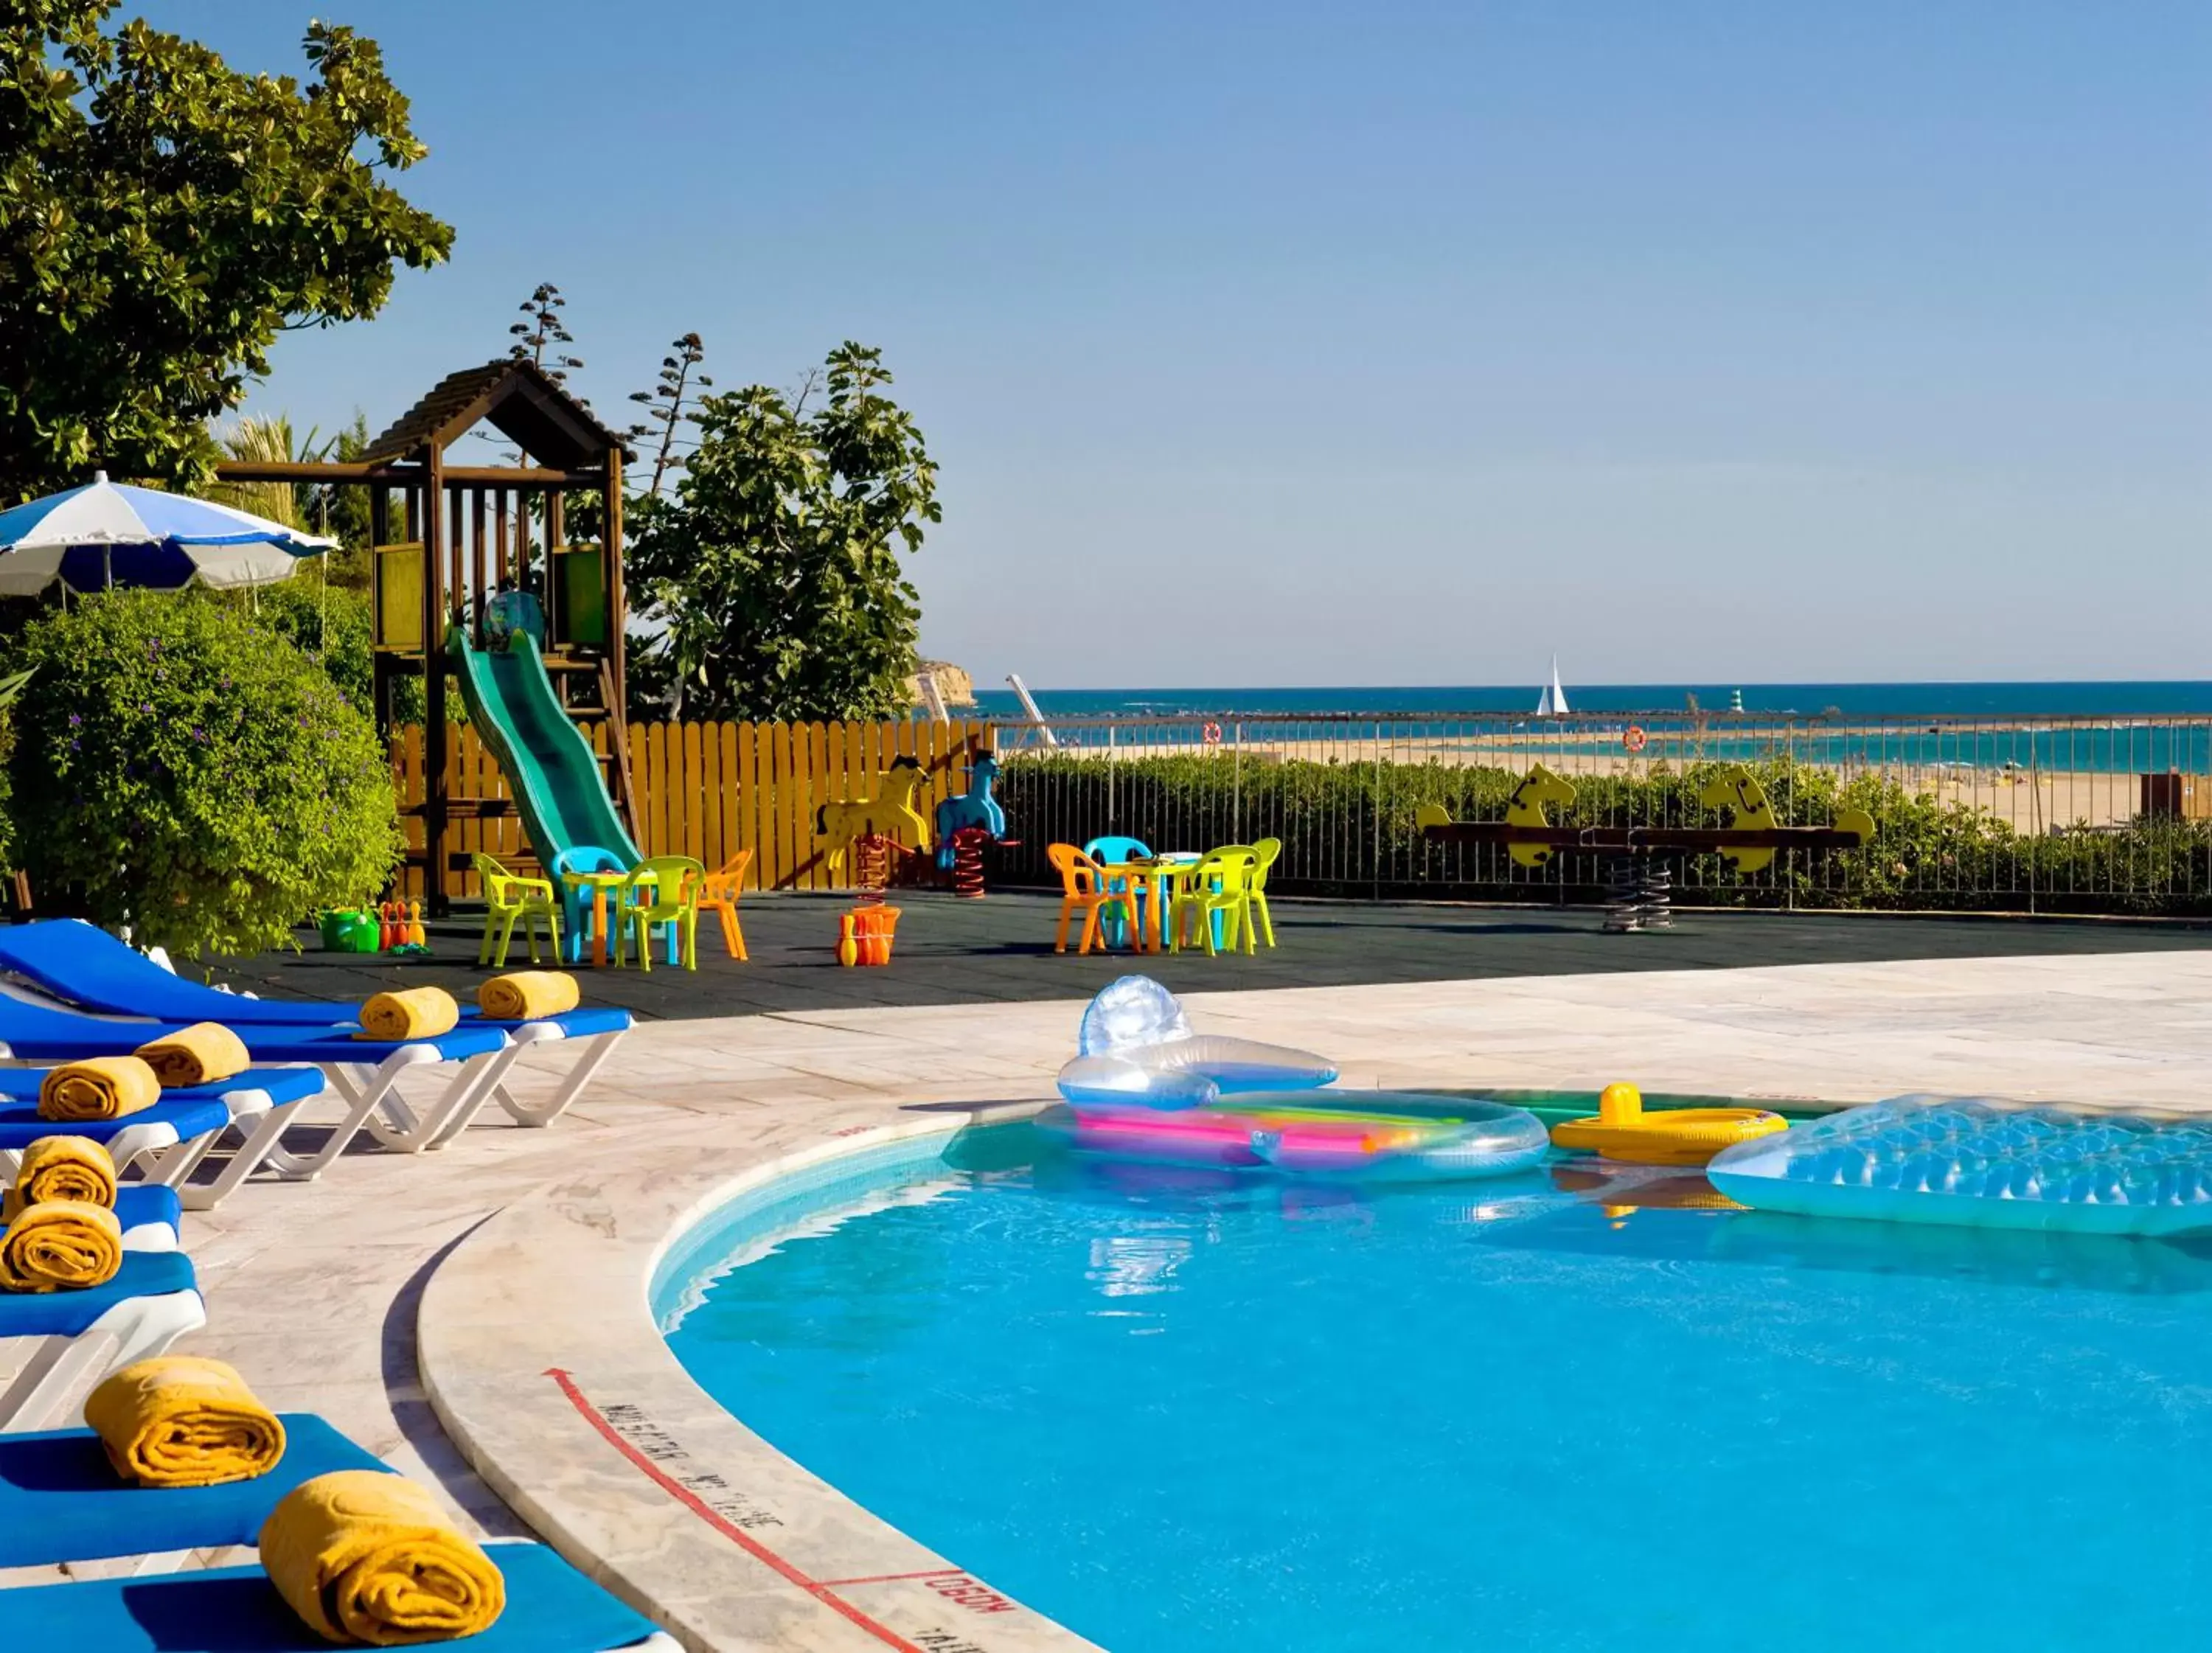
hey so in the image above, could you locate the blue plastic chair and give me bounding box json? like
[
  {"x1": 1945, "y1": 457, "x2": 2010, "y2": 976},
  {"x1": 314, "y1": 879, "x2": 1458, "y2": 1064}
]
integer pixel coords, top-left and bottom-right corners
[
  {"x1": 1084, "y1": 837, "x2": 1153, "y2": 948},
  {"x1": 551, "y1": 846, "x2": 632, "y2": 965}
]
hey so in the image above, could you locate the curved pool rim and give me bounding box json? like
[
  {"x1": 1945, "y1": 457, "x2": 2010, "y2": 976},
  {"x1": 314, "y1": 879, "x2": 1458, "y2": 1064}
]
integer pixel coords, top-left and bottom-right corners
[{"x1": 417, "y1": 1099, "x2": 1103, "y2": 1653}]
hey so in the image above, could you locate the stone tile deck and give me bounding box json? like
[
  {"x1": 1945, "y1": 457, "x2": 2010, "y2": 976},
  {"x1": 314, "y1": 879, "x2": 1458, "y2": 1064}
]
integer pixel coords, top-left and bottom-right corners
[{"x1": 137, "y1": 950, "x2": 2212, "y2": 1644}]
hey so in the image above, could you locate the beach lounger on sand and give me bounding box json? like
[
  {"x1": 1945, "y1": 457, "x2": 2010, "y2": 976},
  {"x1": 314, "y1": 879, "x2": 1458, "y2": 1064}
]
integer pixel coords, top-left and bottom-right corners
[
  {"x1": 0, "y1": 1251, "x2": 203, "y2": 1434},
  {"x1": 0, "y1": 922, "x2": 631, "y2": 1138},
  {"x1": 0, "y1": 1538, "x2": 675, "y2": 1650},
  {"x1": 0, "y1": 1066, "x2": 325, "y2": 1211},
  {"x1": 0, "y1": 998, "x2": 523, "y2": 1169}
]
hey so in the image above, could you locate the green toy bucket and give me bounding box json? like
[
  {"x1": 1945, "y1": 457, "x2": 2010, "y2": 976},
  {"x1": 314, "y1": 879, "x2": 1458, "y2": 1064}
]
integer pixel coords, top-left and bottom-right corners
[{"x1": 319, "y1": 909, "x2": 380, "y2": 953}]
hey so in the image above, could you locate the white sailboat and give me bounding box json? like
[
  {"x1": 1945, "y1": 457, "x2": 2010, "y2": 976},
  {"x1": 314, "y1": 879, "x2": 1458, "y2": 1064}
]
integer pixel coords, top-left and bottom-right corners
[{"x1": 1534, "y1": 656, "x2": 1570, "y2": 717}]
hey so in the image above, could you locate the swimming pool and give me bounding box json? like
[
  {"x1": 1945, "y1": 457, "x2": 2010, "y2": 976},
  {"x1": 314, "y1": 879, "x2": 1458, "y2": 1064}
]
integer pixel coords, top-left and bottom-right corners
[{"x1": 658, "y1": 1122, "x2": 2212, "y2": 1652}]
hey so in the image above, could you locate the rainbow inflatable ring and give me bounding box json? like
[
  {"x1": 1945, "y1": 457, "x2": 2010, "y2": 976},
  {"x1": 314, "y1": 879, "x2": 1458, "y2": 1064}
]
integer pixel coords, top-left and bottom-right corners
[{"x1": 1041, "y1": 977, "x2": 1548, "y2": 1182}]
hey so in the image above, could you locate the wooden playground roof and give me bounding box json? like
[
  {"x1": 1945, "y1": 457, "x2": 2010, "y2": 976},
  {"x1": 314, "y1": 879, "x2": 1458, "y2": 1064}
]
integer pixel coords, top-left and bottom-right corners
[{"x1": 358, "y1": 359, "x2": 634, "y2": 473}]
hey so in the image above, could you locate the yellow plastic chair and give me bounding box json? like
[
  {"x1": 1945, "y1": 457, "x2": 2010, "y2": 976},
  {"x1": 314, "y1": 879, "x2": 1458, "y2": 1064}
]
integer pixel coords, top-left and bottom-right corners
[
  {"x1": 614, "y1": 856, "x2": 705, "y2": 972},
  {"x1": 473, "y1": 853, "x2": 563, "y2": 967},
  {"x1": 1169, "y1": 847, "x2": 1260, "y2": 957},
  {"x1": 1048, "y1": 843, "x2": 1138, "y2": 956},
  {"x1": 1247, "y1": 836, "x2": 1281, "y2": 948},
  {"x1": 696, "y1": 848, "x2": 753, "y2": 961}
]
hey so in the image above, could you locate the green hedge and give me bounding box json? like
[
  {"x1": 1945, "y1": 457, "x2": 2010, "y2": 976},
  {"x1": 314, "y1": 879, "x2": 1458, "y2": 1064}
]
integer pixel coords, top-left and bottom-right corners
[
  {"x1": 993, "y1": 752, "x2": 2212, "y2": 916},
  {"x1": 10, "y1": 591, "x2": 403, "y2": 957}
]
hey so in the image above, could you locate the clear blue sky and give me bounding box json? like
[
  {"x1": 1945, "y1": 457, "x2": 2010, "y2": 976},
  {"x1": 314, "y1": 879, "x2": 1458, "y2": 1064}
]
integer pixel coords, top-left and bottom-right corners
[{"x1": 141, "y1": 1, "x2": 2209, "y2": 687}]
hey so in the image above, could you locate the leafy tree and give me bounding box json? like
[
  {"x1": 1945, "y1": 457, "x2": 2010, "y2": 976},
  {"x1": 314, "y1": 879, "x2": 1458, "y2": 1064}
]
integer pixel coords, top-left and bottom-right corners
[
  {"x1": 310, "y1": 412, "x2": 377, "y2": 591},
  {"x1": 9, "y1": 591, "x2": 401, "y2": 957},
  {"x1": 626, "y1": 343, "x2": 939, "y2": 721},
  {"x1": 0, "y1": 4, "x2": 454, "y2": 504}
]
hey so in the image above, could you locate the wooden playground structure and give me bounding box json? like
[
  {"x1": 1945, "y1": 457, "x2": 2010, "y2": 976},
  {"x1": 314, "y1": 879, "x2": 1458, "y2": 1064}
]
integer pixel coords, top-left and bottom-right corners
[{"x1": 216, "y1": 360, "x2": 637, "y2": 911}]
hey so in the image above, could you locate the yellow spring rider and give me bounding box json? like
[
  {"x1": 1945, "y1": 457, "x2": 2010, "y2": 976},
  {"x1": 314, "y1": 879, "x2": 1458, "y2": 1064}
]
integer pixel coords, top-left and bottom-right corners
[{"x1": 1551, "y1": 1082, "x2": 1786, "y2": 1168}]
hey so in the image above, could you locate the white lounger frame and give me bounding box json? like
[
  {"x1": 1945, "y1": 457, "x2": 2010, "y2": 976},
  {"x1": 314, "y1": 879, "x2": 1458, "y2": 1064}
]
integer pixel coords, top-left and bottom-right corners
[
  {"x1": 0, "y1": 1018, "x2": 624, "y2": 1203},
  {"x1": 195, "y1": 1019, "x2": 622, "y2": 1183},
  {"x1": 0, "y1": 1288, "x2": 204, "y2": 1434}
]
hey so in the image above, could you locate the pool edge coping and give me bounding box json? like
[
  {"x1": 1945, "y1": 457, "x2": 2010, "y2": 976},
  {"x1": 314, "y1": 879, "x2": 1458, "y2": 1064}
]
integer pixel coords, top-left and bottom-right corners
[{"x1": 417, "y1": 1097, "x2": 1107, "y2": 1653}]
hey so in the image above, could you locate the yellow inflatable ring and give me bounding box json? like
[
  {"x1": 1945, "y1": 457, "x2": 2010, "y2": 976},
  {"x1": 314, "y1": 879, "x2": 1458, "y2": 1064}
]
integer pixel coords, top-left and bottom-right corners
[{"x1": 1549, "y1": 1083, "x2": 1787, "y2": 1167}]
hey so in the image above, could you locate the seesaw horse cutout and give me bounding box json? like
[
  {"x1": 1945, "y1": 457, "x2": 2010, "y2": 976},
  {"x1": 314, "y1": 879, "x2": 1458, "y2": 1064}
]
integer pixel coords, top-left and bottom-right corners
[{"x1": 1413, "y1": 763, "x2": 1874, "y2": 932}]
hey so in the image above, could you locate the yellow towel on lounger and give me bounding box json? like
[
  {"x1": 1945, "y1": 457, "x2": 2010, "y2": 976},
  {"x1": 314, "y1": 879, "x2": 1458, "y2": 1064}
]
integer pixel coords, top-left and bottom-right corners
[
  {"x1": 5, "y1": 1135, "x2": 116, "y2": 1217},
  {"x1": 260, "y1": 1469, "x2": 505, "y2": 1646},
  {"x1": 476, "y1": 970, "x2": 579, "y2": 1021},
  {"x1": 133, "y1": 1023, "x2": 251, "y2": 1090},
  {"x1": 355, "y1": 987, "x2": 459, "y2": 1043},
  {"x1": 0, "y1": 1198, "x2": 120, "y2": 1291},
  {"x1": 83, "y1": 1354, "x2": 287, "y2": 1487},
  {"x1": 38, "y1": 1055, "x2": 160, "y2": 1122}
]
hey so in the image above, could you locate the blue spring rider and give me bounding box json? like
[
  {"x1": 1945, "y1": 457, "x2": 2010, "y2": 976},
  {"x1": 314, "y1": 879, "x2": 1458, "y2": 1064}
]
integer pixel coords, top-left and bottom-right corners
[{"x1": 934, "y1": 753, "x2": 1006, "y2": 869}]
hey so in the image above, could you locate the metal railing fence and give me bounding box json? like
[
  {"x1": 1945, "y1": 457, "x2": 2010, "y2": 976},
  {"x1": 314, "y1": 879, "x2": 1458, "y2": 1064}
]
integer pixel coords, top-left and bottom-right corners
[{"x1": 984, "y1": 710, "x2": 2212, "y2": 916}]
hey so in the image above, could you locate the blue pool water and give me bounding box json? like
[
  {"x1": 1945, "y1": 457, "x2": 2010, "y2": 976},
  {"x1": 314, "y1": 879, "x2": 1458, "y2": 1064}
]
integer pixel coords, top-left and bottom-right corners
[{"x1": 661, "y1": 1130, "x2": 2212, "y2": 1652}]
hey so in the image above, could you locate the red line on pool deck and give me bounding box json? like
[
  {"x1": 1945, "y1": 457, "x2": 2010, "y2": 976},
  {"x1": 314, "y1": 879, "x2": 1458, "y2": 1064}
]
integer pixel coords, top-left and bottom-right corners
[{"x1": 545, "y1": 1368, "x2": 931, "y2": 1653}]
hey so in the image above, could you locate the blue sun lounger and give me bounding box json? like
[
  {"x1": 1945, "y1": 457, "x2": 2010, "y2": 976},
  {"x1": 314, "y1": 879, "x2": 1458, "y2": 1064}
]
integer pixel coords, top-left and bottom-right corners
[
  {"x1": 0, "y1": 1410, "x2": 375, "y2": 1568},
  {"x1": 0, "y1": 1410, "x2": 677, "y2": 1647},
  {"x1": 0, "y1": 1250, "x2": 202, "y2": 1434},
  {"x1": 0, "y1": 922, "x2": 631, "y2": 1141},
  {"x1": 0, "y1": 1066, "x2": 326, "y2": 1211},
  {"x1": 3, "y1": 1543, "x2": 678, "y2": 1650},
  {"x1": 0, "y1": 1539, "x2": 675, "y2": 1650},
  {"x1": 0, "y1": 996, "x2": 519, "y2": 1172},
  {"x1": 111, "y1": 1186, "x2": 180, "y2": 1250}
]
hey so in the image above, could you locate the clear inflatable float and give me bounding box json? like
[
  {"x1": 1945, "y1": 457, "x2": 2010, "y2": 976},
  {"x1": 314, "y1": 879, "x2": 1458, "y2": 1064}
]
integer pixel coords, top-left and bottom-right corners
[
  {"x1": 1044, "y1": 976, "x2": 1548, "y2": 1182},
  {"x1": 1708, "y1": 1094, "x2": 2212, "y2": 1237}
]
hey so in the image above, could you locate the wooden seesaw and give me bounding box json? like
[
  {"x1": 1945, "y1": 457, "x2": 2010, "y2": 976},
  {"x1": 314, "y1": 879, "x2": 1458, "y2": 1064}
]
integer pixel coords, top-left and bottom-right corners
[{"x1": 1413, "y1": 764, "x2": 1875, "y2": 933}]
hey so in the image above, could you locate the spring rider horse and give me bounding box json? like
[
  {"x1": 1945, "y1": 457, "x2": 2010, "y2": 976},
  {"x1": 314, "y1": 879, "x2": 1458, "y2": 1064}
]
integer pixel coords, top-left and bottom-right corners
[
  {"x1": 814, "y1": 757, "x2": 933, "y2": 877},
  {"x1": 934, "y1": 753, "x2": 1010, "y2": 898}
]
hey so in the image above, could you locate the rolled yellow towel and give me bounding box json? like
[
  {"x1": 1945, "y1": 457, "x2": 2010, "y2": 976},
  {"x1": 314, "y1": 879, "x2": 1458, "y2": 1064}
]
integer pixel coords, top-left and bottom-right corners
[
  {"x1": 9, "y1": 1135, "x2": 116, "y2": 1215},
  {"x1": 84, "y1": 1354, "x2": 287, "y2": 1487},
  {"x1": 38, "y1": 1055, "x2": 160, "y2": 1121},
  {"x1": 355, "y1": 987, "x2": 459, "y2": 1043},
  {"x1": 260, "y1": 1470, "x2": 505, "y2": 1646},
  {"x1": 133, "y1": 1023, "x2": 251, "y2": 1089},
  {"x1": 476, "y1": 970, "x2": 580, "y2": 1021},
  {"x1": 0, "y1": 1199, "x2": 121, "y2": 1291}
]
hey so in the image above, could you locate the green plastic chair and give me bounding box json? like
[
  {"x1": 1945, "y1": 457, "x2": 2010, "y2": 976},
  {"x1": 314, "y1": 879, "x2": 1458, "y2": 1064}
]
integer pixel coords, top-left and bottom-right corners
[
  {"x1": 473, "y1": 853, "x2": 563, "y2": 967},
  {"x1": 1248, "y1": 836, "x2": 1282, "y2": 947},
  {"x1": 1169, "y1": 847, "x2": 1260, "y2": 957},
  {"x1": 615, "y1": 855, "x2": 705, "y2": 972}
]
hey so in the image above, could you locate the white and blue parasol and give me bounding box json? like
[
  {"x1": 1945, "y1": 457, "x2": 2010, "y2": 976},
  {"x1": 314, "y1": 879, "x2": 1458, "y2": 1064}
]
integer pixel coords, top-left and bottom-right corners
[{"x1": 0, "y1": 471, "x2": 335, "y2": 596}]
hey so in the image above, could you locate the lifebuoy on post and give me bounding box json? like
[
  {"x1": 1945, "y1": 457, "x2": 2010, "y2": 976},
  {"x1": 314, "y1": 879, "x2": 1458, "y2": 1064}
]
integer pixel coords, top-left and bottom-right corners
[
  {"x1": 1202, "y1": 721, "x2": 1223, "y2": 748},
  {"x1": 1623, "y1": 725, "x2": 1648, "y2": 754}
]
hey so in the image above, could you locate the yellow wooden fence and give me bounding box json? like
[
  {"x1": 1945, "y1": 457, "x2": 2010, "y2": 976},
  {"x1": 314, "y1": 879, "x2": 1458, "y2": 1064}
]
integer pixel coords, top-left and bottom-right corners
[{"x1": 391, "y1": 719, "x2": 993, "y2": 902}]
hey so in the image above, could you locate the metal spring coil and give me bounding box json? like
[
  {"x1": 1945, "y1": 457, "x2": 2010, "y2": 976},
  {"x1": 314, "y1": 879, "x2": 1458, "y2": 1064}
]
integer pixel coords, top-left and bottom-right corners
[
  {"x1": 851, "y1": 833, "x2": 897, "y2": 907},
  {"x1": 948, "y1": 826, "x2": 992, "y2": 899}
]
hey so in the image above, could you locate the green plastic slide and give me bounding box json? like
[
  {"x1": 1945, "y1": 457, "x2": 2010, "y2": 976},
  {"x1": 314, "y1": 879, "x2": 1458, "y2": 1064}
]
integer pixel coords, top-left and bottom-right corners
[{"x1": 446, "y1": 627, "x2": 639, "y2": 872}]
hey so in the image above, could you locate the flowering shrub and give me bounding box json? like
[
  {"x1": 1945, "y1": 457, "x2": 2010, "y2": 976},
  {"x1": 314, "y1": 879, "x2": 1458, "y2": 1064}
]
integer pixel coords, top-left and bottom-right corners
[{"x1": 10, "y1": 591, "x2": 401, "y2": 956}]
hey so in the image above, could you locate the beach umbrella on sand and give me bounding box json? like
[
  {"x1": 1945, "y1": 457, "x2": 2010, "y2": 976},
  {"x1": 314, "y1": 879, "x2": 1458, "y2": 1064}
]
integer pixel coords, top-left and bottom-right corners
[{"x1": 0, "y1": 471, "x2": 335, "y2": 597}]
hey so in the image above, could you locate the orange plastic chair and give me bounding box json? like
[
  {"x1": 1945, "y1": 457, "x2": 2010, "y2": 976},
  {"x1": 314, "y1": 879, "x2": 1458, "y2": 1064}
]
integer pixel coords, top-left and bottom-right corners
[
  {"x1": 1048, "y1": 843, "x2": 1138, "y2": 956},
  {"x1": 696, "y1": 849, "x2": 752, "y2": 961}
]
